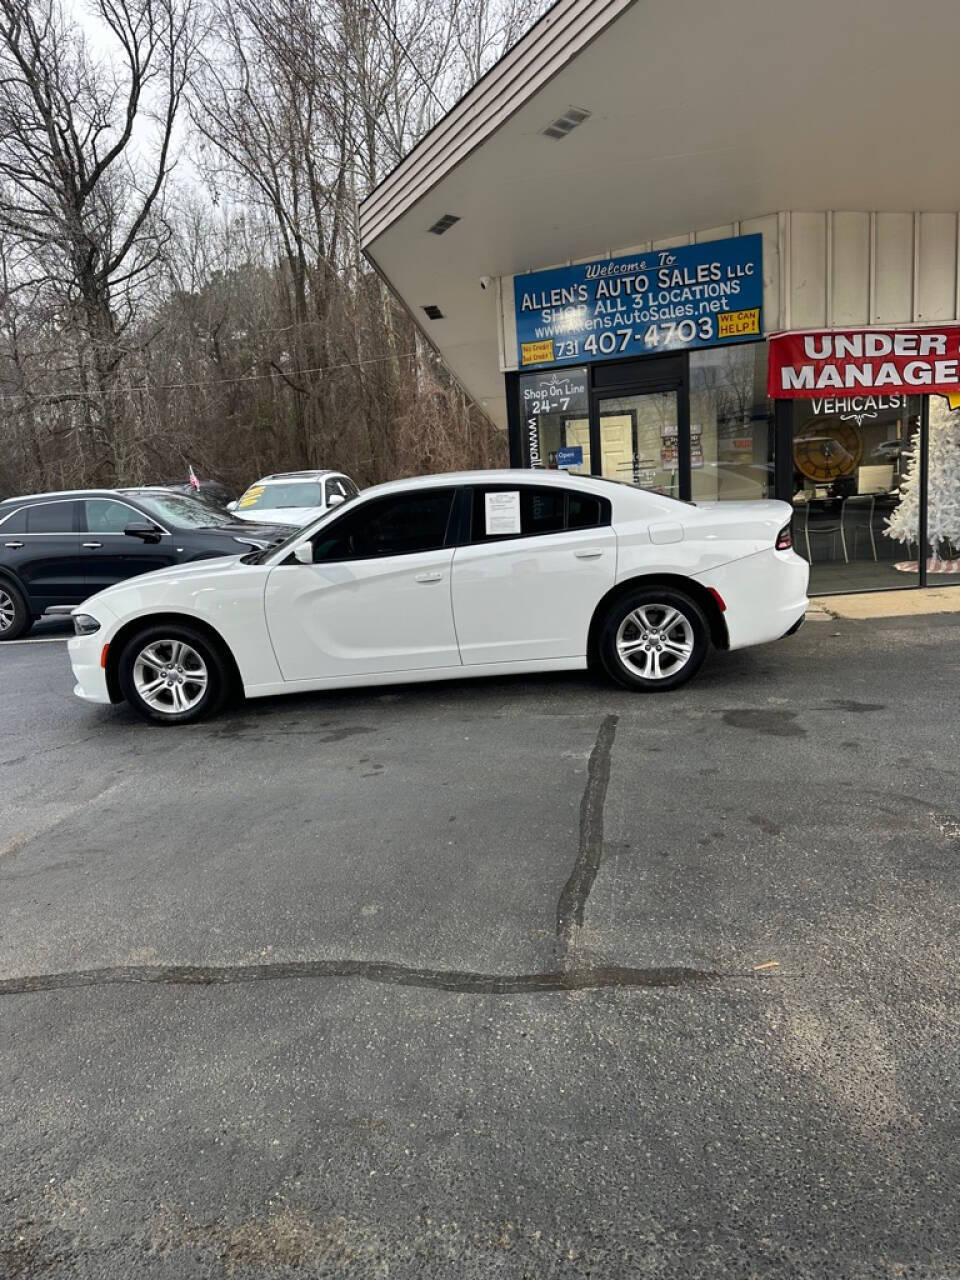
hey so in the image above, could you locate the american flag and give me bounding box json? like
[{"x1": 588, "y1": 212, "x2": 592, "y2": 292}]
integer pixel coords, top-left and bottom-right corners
[{"x1": 188, "y1": 465, "x2": 200, "y2": 491}]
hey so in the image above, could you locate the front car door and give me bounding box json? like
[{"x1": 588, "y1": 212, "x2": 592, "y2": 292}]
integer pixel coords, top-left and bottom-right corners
[
  {"x1": 81, "y1": 498, "x2": 180, "y2": 595},
  {"x1": 1, "y1": 499, "x2": 84, "y2": 607},
  {"x1": 264, "y1": 486, "x2": 462, "y2": 682},
  {"x1": 451, "y1": 484, "x2": 616, "y2": 665}
]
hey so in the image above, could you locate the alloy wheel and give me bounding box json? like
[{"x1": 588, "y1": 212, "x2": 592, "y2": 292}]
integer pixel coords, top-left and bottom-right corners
[
  {"x1": 615, "y1": 604, "x2": 694, "y2": 681},
  {"x1": 0, "y1": 587, "x2": 16, "y2": 634},
  {"x1": 133, "y1": 639, "x2": 209, "y2": 715}
]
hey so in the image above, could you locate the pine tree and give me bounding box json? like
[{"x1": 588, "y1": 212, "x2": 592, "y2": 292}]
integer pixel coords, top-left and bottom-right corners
[{"x1": 885, "y1": 396, "x2": 960, "y2": 563}]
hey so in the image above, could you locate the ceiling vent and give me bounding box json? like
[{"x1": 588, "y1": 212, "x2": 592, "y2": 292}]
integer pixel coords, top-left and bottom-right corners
[
  {"x1": 541, "y1": 106, "x2": 591, "y2": 139},
  {"x1": 427, "y1": 213, "x2": 461, "y2": 235},
  {"x1": 423, "y1": 304, "x2": 444, "y2": 319}
]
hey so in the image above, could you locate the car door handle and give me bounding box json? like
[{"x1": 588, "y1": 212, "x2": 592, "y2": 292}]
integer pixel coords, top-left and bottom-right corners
[
  {"x1": 414, "y1": 571, "x2": 444, "y2": 583},
  {"x1": 82, "y1": 541, "x2": 102, "y2": 549},
  {"x1": 574, "y1": 548, "x2": 604, "y2": 559},
  {"x1": 4, "y1": 541, "x2": 23, "y2": 549}
]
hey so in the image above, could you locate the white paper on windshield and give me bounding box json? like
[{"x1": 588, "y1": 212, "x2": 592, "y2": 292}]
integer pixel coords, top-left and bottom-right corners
[{"x1": 485, "y1": 491, "x2": 521, "y2": 535}]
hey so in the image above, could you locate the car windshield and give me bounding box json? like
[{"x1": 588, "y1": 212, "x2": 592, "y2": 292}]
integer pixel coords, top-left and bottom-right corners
[
  {"x1": 134, "y1": 493, "x2": 237, "y2": 529},
  {"x1": 238, "y1": 481, "x2": 323, "y2": 510}
]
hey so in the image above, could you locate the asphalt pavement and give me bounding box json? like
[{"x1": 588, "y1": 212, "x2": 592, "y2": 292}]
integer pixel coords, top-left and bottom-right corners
[{"x1": 2, "y1": 613, "x2": 960, "y2": 1278}]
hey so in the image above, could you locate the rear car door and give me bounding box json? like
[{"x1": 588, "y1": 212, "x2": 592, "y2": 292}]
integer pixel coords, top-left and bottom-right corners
[
  {"x1": 451, "y1": 484, "x2": 616, "y2": 665},
  {"x1": 264, "y1": 487, "x2": 461, "y2": 682},
  {"x1": 2, "y1": 500, "x2": 85, "y2": 606},
  {"x1": 81, "y1": 498, "x2": 180, "y2": 594}
]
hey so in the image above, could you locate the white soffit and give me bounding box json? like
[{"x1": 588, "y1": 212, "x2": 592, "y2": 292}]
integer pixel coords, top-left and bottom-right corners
[{"x1": 361, "y1": 0, "x2": 960, "y2": 429}]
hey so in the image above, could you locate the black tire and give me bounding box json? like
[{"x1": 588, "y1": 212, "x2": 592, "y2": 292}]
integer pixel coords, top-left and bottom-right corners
[
  {"x1": 597, "y1": 586, "x2": 710, "y2": 693},
  {"x1": 0, "y1": 579, "x2": 32, "y2": 641},
  {"x1": 118, "y1": 623, "x2": 232, "y2": 725}
]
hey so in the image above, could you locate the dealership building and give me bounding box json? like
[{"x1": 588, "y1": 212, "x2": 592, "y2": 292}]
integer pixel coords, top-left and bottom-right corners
[{"x1": 360, "y1": 0, "x2": 960, "y2": 595}]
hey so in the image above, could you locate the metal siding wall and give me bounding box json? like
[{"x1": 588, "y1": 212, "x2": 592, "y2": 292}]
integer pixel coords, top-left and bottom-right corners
[
  {"x1": 741, "y1": 214, "x2": 780, "y2": 336},
  {"x1": 917, "y1": 212, "x2": 959, "y2": 321},
  {"x1": 831, "y1": 212, "x2": 870, "y2": 326},
  {"x1": 790, "y1": 212, "x2": 828, "y2": 328},
  {"x1": 874, "y1": 213, "x2": 915, "y2": 322},
  {"x1": 496, "y1": 210, "x2": 960, "y2": 368}
]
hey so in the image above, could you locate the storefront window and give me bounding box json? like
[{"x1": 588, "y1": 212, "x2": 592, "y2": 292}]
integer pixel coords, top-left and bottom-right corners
[
  {"x1": 689, "y1": 343, "x2": 773, "y2": 501},
  {"x1": 918, "y1": 395, "x2": 960, "y2": 585},
  {"x1": 519, "y1": 367, "x2": 590, "y2": 474},
  {"x1": 787, "y1": 395, "x2": 921, "y2": 593}
]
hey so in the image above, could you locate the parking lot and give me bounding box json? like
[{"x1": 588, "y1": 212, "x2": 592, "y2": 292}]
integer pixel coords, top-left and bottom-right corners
[{"x1": 3, "y1": 612, "x2": 960, "y2": 1278}]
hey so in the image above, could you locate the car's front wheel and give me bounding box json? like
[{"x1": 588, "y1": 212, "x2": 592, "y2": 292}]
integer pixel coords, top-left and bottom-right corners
[
  {"x1": 118, "y1": 625, "x2": 231, "y2": 724},
  {"x1": 597, "y1": 587, "x2": 709, "y2": 692},
  {"x1": 0, "y1": 580, "x2": 31, "y2": 641}
]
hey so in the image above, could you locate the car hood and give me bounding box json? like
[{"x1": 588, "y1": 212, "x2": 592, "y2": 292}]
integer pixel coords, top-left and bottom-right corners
[
  {"x1": 232, "y1": 506, "x2": 323, "y2": 526},
  {"x1": 201, "y1": 520, "x2": 294, "y2": 540}
]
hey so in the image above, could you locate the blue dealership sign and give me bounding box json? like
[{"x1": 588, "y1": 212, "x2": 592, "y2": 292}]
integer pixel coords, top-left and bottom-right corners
[{"x1": 514, "y1": 234, "x2": 763, "y2": 369}]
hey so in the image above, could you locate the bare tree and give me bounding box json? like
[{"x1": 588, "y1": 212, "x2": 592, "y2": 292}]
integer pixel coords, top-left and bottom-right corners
[
  {"x1": 0, "y1": 0, "x2": 533, "y2": 498},
  {"x1": 0, "y1": 0, "x2": 196, "y2": 482}
]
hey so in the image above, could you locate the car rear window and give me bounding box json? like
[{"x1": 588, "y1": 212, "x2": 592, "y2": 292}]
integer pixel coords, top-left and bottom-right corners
[
  {"x1": 25, "y1": 501, "x2": 76, "y2": 533},
  {"x1": 470, "y1": 486, "x2": 609, "y2": 542}
]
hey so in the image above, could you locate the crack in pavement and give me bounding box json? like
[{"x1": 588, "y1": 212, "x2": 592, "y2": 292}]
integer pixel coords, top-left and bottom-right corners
[
  {"x1": 0, "y1": 958, "x2": 721, "y2": 998},
  {"x1": 1, "y1": 712, "x2": 717, "y2": 1002},
  {"x1": 555, "y1": 714, "x2": 619, "y2": 963}
]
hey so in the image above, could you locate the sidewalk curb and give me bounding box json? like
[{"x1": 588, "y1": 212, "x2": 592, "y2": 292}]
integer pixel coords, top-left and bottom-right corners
[{"x1": 809, "y1": 588, "x2": 960, "y2": 621}]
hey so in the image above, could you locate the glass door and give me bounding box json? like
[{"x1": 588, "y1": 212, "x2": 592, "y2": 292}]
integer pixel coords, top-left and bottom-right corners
[{"x1": 596, "y1": 389, "x2": 682, "y2": 497}]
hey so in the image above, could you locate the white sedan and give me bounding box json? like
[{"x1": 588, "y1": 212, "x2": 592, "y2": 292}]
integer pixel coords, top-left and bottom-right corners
[{"x1": 68, "y1": 470, "x2": 809, "y2": 724}]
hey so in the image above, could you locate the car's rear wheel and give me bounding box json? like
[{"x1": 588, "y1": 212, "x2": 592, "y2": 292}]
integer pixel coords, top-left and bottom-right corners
[
  {"x1": 0, "y1": 581, "x2": 31, "y2": 641},
  {"x1": 118, "y1": 625, "x2": 231, "y2": 724},
  {"x1": 597, "y1": 587, "x2": 709, "y2": 692}
]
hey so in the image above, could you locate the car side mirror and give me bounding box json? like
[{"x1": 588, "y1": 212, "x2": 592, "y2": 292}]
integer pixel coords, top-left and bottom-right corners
[
  {"x1": 327, "y1": 493, "x2": 345, "y2": 508},
  {"x1": 293, "y1": 542, "x2": 314, "y2": 565},
  {"x1": 124, "y1": 522, "x2": 162, "y2": 543},
  {"x1": 226, "y1": 500, "x2": 237, "y2": 511}
]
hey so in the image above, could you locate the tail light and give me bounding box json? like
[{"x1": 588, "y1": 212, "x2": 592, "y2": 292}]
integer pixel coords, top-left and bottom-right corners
[{"x1": 775, "y1": 523, "x2": 793, "y2": 550}]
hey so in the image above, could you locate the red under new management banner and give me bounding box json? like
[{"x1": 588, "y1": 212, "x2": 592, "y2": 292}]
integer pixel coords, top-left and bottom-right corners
[{"x1": 767, "y1": 327, "x2": 960, "y2": 398}]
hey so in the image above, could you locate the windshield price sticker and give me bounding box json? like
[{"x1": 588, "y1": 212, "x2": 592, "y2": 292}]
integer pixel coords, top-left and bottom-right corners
[
  {"x1": 515, "y1": 234, "x2": 763, "y2": 369},
  {"x1": 485, "y1": 491, "x2": 521, "y2": 536}
]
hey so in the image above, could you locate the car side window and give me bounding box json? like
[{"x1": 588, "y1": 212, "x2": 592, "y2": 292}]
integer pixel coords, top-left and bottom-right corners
[
  {"x1": 470, "y1": 486, "x2": 609, "y2": 542},
  {"x1": 84, "y1": 499, "x2": 137, "y2": 534},
  {"x1": 311, "y1": 490, "x2": 456, "y2": 561},
  {"x1": 567, "y1": 492, "x2": 604, "y2": 530},
  {"x1": 324, "y1": 477, "x2": 352, "y2": 505},
  {"x1": 470, "y1": 486, "x2": 564, "y2": 542},
  {"x1": 0, "y1": 507, "x2": 27, "y2": 533},
  {"x1": 25, "y1": 501, "x2": 77, "y2": 533}
]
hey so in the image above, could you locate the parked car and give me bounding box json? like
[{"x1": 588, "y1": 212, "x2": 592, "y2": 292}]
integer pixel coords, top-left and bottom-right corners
[
  {"x1": 67, "y1": 470, "x2": 809, "y2": 724},
  {"x1": 159, "y1": 480, "x2": 236, "y2": 509},
  {"x1": 0, "y1": 488, "x2": 293, "y2": 640},
  {"x1": 230, "y1": 471, "x2": 359, "y2": 525}
]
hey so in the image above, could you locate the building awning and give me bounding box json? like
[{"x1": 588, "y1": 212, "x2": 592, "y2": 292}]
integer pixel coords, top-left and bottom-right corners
[{"x1": 360, "y1": 0, "x2": 960, "y2": 429}]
